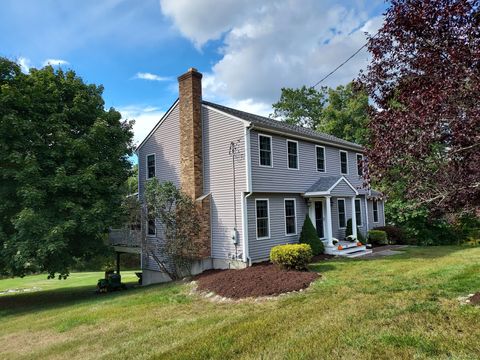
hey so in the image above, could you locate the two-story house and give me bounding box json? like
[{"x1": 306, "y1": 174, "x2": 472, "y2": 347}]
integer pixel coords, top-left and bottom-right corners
[{"x1": 136, "y1": 68, "x2": 385, "y2": 285}]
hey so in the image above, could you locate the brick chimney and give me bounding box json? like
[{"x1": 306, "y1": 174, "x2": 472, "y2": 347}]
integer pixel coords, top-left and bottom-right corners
[
  {"x1": 177, "y1": 68, "x2": 210, "y2": 258},
  {"x1": 178, "y1": 68, "x2": 203, "y2": 199}
]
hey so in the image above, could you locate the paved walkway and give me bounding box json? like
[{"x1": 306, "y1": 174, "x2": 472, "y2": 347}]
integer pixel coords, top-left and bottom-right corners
[{"x1": 366, "y1": 245, "x2": 409, "y2": 258}]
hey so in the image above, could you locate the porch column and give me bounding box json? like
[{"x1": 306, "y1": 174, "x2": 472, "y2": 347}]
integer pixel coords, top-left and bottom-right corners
[
  {"x1": 350, "y1": 197, "x2": 358, "y2": 240},
  {"x1": 325, "y1": 196, "x2": 334, "y2": 247}
]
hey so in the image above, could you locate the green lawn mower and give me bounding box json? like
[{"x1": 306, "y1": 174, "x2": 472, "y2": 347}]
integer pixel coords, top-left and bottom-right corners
[{"x1": 96, "y1": 270, "x2": 127, "y2": 293}]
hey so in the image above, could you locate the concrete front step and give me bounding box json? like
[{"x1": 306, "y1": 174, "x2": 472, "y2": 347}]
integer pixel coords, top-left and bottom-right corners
[
  {"x1": 325, "y1": 244, "x2": 372, "y2": 257},
  {"x1": 344, "y1": 249, "x2": 373, "y2": 258}
]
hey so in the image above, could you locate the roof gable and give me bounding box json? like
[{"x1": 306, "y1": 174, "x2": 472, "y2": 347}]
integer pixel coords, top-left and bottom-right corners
[{"x1": 305, "y1": 176, "x2": 359, "y2": 196}]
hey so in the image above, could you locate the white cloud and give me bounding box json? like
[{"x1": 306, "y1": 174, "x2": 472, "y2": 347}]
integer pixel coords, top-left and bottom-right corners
[
  {"x1": 17, "y1": 57, "x2": 31, "y2": 73},
  {"x1": 118, "y1": 105, "x2": 165, "y2": 146},
  {"x1": 133, "y1": 72, "x2": 172, "y2": 82},
  {"x1": 42, "y1": 58, "x2": 69, "y2": 66},
  {"x1": 160, "y1": 0, "x2": 385, "y2": 112}
]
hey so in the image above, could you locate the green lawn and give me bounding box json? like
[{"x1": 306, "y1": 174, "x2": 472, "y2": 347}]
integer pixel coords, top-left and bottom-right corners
[{"x1": 1, "y1": 246, "x2": 479, "y2": 360}]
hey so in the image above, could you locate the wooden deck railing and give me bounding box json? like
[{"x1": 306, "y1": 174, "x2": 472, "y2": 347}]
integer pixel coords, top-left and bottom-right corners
[{"x1": 109, "y1": 228, "x2": 142, "y2": 248}]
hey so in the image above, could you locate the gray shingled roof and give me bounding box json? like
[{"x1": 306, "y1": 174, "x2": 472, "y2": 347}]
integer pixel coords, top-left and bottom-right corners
[
  {"x1": 203, "y1": 101, "x2": 363, "y2": 151},
  {"x1": 306, "y1": 176, "x2": 342, "y2": 193}
]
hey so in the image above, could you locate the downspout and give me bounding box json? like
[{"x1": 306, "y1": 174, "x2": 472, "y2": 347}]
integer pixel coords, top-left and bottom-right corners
[
  {"x1": 364, "y1": 194, "x2": 369, "y2": 233},
  {"x1": 242, "y1": 124, "x2": 253, "y2": 266}
]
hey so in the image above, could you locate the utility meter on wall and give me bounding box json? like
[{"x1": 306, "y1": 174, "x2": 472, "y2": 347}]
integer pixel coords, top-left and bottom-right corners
[{"x1": 231, "y1": 229, "x2": 238, "y2": 245}]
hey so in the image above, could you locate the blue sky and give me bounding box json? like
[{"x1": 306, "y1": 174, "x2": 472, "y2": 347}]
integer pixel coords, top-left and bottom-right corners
[{"x1": 0, "y1": 0, "x2": 387, "y2": 148}]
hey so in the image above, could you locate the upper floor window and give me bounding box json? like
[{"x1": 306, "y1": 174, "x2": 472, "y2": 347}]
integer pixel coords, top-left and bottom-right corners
[
  {"x1": 316, "y1": 146, "x2": 325, "y2": 172},
  {"x1": 147, "y1": 154, "x2": 156, "y2": 179},
  {"x1": 373, "y1": 200, "x2": 379, "y2": 223},
  {"x1": 259, "y1": 134, "x2": 272, "y2": 167},
  {"x1": 356, "y1": 153, "x2": 363, "y2": 176},
  {"x1": 340, "y1": 150, "x2": 348, "y2": 175},
  {"x1": 355, "y1": 198, "x2": 362, "y2": 226},
  {"x1": 284, "y1": 199, "x2": 297, "y2": 235},
  {"x1": 337, "y1": 199, "x2": 346, "y2": 228},
  {"x1": 256, "y1": 199, "x2": 270, "y2": 239},
  {"x1": 287, "y1": 140, "x2": 298, "y2": 169}
]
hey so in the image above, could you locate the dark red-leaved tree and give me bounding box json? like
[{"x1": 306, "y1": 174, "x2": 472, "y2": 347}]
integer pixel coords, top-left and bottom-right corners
[{"x1": 360, "y1": 0, "x2": 480, "y2": 215}]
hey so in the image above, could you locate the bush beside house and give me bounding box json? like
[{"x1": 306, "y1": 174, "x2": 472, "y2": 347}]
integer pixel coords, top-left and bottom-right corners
[
  {"x1": 299, "y1": 216, "x2": 325, "y2": 255},
  {"x1": 373, "y1": 226, "x2": 405, "y2": 244},
  {"x1": 270, "y1": 244, "x2": 313, "y2": 270},
  {"x1": 368, "y1": 230, "x2": 388, "y2": 245}
]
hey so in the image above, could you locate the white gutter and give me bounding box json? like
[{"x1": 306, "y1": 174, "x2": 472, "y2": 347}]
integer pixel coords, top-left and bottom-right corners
[{"x1": 242, "y1": 124, "x2": 253, "y2": 265}]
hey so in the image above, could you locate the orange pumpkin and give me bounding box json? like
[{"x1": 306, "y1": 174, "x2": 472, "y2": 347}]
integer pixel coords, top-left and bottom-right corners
[
  {"x1": 357, "y1": 242, "x2": 363, "y2": 246},
  {"x1": 338, "y1": 245, "x2": 343, "y2": 250}
]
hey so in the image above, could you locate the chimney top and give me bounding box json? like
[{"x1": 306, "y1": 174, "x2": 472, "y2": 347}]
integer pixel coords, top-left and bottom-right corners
[{"x1": 178, "y1": 67, "x2": 202, "y2": 81}]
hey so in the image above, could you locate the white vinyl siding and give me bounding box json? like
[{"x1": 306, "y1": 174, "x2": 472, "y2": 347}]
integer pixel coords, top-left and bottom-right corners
[
  {"x1": 258, "y1": 134, "x2": 272, "y2": 167},
  {"x1": 256, "y1": 199, "x2": 270, "y2": 239},
  {"x1": 316, "y1": 145, "x2": 325, "y2": 172},
  {"x1": 284, "y1": 198, "x2": 297, "y2": 235},
  {"x1": 286, "y1": 140, "x2": 299, "y2": 170},
  {"x1": 340, "y1": 150, "x2": 348, "y2": 175}
]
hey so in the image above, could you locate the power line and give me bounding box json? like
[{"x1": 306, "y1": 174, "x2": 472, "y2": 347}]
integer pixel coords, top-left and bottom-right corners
[{"x1": 311, "y1": 31, "x2": 378, "y2": 88}]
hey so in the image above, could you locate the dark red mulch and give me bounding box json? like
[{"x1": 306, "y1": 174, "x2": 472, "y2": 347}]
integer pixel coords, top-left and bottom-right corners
[
  {"x1": 312, "y1": 254, "x2": 335, "y2": 262},
  {"x1": 194, "y1": 263, "x2": 319, "y2": 299},
  {"x1": 469, "y1": 292, "x2": 480, "y2": 305}
]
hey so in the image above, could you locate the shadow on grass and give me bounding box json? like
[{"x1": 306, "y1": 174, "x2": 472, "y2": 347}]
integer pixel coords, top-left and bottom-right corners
[
  {"x1": 0, "y1": 281, "x2": 142, "y2": 317},
  {"x1": 364, "y1": 245, "x2": 474, "y2": 261}
]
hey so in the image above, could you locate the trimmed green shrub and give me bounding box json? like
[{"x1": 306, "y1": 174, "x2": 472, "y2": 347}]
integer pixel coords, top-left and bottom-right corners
[
  {"x1": 346, "y1": 218, "x2": 353, "y2": 237},
  {"x1": 270, "y1": 244, "x2": 313, "y2": 271},
  {"x1": 373, "y1": 226, "x2": 405, "y2": 245},
  {"x1": 299, "y1": 216, "x2": 325, "y2": 255},
  {"x1": 368, "y1": 230, "x2": 388, "y2": 245}
]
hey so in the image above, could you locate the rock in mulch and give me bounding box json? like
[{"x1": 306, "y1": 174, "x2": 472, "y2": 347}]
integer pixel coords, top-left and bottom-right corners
[
  {"x1": 194, "y1": 263, "x2": 319, "y2": 299},
  {"x1": 468, "y1": 292, "x2": 480, "y2": 305}
]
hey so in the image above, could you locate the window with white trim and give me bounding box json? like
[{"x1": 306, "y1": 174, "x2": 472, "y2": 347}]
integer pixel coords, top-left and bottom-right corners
[
  {"x1": 259, "y1": 135, "x2": 272, "y2": 167},
  {"x1": 284, "y1": 199, "x2": 296, "y2": 235},
  {"x1": 287, "y1": 140, "x2": 298, "y2": 169},
  {"x1": 147, "y1": 217, "x2": 156, "y2": 236},
  {"x1": 356, "y1": 154, "x2": 363, "y2": 176},
  {"x1": 373, "y1": 200, "x2": 379, "y2": 223},
  {"x1": 338, "y1": 199, "x2": 346, "y2": 228},
  {"x1": 147, "y1": 154, "x2": 156, "y2": 179},
  {"x1": 256, "y1": 199, "x2": 270, "y2": 238},
  {"x1": 355, "y1": 199, "x2": 362, "y2": 226},
  {"x1": 316, "y1": 146, "x2": 325, "y2": 172},
  {"x1": 340, "y1": 150, "x2": 348, "y2": 174}
]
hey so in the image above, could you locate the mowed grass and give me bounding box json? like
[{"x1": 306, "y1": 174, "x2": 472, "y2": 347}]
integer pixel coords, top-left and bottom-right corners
[{"x1": 0, "y1": 247, "x2": 479, "y2": 360}]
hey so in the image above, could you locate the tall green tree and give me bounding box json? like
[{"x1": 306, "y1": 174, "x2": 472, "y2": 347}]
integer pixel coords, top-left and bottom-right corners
[
  {"x1": 271, "y1": 86, "x2": 327, "y2": 129},
  {"x1": 0, "y1": 58, "x2": 134, "y2": 278},
  {"x1": 320, "y1": 83, "x2": 369, "y2": 145},
  {"x1": 271, "y1": 82, "x2": 369, "y2": 145}
]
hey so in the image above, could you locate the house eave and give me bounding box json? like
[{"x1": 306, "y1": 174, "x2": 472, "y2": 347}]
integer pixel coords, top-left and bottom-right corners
[
  {"x1": 252, "y1": 125, "x2": 364, "y2": 152},
  {"x1": 135, "y1": 99, "x2": 179, "y2": 153}
]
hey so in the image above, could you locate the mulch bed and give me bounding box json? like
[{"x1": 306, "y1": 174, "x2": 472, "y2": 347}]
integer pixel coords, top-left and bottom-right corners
[
  {"x1": 194, "y1": 263, "x2": 319, "y2": 299},
  {"x1": 468, "y1": 292, "x2": 480, "y2": 305},
  {"x1": 312, "y1": 253, "x2": 335, "y2": 262}
]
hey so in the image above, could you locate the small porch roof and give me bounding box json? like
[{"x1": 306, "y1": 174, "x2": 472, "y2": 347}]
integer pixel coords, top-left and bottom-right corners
[
  {"x1": 303, "y1": 176, "x2": 384, "y2": 198},
  {"x1": 304, "y1": 176, "x2": 358, "y2": 197}
]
